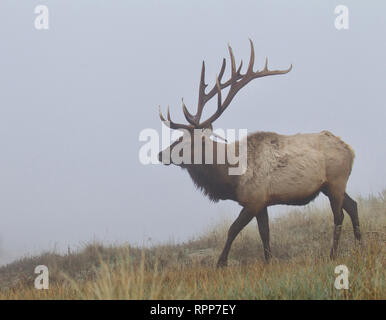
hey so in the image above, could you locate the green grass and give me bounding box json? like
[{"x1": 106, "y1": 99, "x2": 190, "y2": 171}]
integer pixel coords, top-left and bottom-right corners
[{"x1": 0, "y1": 191, "x2": 385, "y2": 299}]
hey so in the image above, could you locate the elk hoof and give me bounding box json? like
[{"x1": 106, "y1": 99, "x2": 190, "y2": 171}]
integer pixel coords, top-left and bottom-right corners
[
  {"x1": 354, "y1": 226, "x2": 362, "y2": 242},
  {"x1": 264, "y1": 252, "x2": 272, "y2": 263}
]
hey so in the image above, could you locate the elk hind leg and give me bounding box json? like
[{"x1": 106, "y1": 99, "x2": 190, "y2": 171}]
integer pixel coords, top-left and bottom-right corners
[
  {"x1": 343, "y1": 192, "x2": 361, "y2": 242},
  {"x1": 324, "y1": 185, "x2": 345, "y2": 260},
  {"x1": 217, "y1": 207, "x2": 254, "y2": 268}
]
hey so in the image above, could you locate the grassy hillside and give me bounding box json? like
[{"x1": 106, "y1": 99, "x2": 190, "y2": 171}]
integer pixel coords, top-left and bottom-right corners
[{"x1": 0, "y1": 191, "x2": 384, "y2": 299}]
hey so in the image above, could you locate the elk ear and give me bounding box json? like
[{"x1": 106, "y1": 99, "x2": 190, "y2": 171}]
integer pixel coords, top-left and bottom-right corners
[
  {"x1": 199, "y1": 127, "x2": 213, "y2": 140},
  {"x1": 197, "y1": 127, "x2": 228, "y2": 143}
]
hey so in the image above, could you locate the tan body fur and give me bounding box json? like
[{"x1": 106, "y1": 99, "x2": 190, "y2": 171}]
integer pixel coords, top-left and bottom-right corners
[{"x1": 236, "y1": 130, "x2": 355, "y2": 210}]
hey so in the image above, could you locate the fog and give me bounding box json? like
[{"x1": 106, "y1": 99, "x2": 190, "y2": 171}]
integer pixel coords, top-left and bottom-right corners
[{"x1": 0, "y1": 1, "x2": 385, "y2": 265}]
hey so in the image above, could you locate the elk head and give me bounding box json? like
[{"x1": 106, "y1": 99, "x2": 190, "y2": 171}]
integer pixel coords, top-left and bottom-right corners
[{"x1": 158, "y1": 39, "x2": 292, "y2": 167}]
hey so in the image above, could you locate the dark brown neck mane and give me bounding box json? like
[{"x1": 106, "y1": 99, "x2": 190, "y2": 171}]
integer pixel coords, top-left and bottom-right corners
[{"x1": 185, "y1": 164, "x2": 238, "y2": 202}]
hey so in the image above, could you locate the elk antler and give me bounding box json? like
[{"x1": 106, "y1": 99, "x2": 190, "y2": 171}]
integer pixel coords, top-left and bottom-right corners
[
  {"x1": 159, "y1": 105, "x2": 192, "y2": 130},
  {"x1": 159, "y1": 39, "x2": 292, "y2": 130}
]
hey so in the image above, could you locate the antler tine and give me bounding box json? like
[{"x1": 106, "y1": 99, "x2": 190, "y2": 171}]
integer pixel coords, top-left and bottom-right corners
[
  {"x1": 200, "y1": 60, "x2": 207, "y2": 87},
  {"x1": 182, "y1": 98, "x2": 197, "y2": 126},
  {"x1": 237, "y1": 60, "x2": 243, "y2": 75},
  {"x1": 193, "y1": 61, "x2": 209, "y2": 124},
  {"x1": 244, "y1": 39, "x2": 292, "y2": 78},
  {"x1": 246, "y1": 38, "x2": 255, "y2": 74},
  {"x1": 252, "y1": 61, "x2": 293, "y2": 78},
  {"x1": 264, "y1": 57, "x2": 269, "y2": 71},
  {"x1": 215, "y1": 76, "x2": 222, "y2": 112},
  {"x1": 228, "y1": 44, "x2": 237, "y2": 78},
  {"x1": 159, "y1": 105, "x2": 167, "y2": 122},
  {"x1": 159, "y1": 105, "x2": 192, "y2": 130},
  {"x1": 198, "y1": 61, "x2": 207, "y2": 106},
  {"x1": 218, "y1": 58, "x2": 226, "y2": 81}
]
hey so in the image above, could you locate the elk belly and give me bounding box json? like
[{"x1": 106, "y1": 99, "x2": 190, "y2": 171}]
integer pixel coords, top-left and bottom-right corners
[{"x1": 268, "y1": 157, "x2": 326, "y2": 206}]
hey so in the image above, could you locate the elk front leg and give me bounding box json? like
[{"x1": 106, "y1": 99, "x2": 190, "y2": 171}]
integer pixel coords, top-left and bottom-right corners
[
  {"x1": 256, "y1": 207, "x2": 272, "y2": 263},
  {"x1": 217, "y1": 207, "x2": 254, "y2": 268}
]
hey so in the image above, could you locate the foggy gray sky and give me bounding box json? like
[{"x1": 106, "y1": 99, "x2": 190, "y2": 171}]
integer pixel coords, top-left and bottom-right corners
[{"x1": 0, "y1": 1, "x2": 385, "y2": 265}]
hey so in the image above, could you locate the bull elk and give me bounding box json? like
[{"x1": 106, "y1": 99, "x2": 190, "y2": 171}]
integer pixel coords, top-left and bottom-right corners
[{"x1": 158, "y1": 40, "x2": 361, "y2": 267}]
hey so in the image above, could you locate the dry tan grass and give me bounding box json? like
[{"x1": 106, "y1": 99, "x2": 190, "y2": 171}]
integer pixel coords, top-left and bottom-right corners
[{"x1": 0, "y1": 191, "x2": 385, "y2": 299}]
